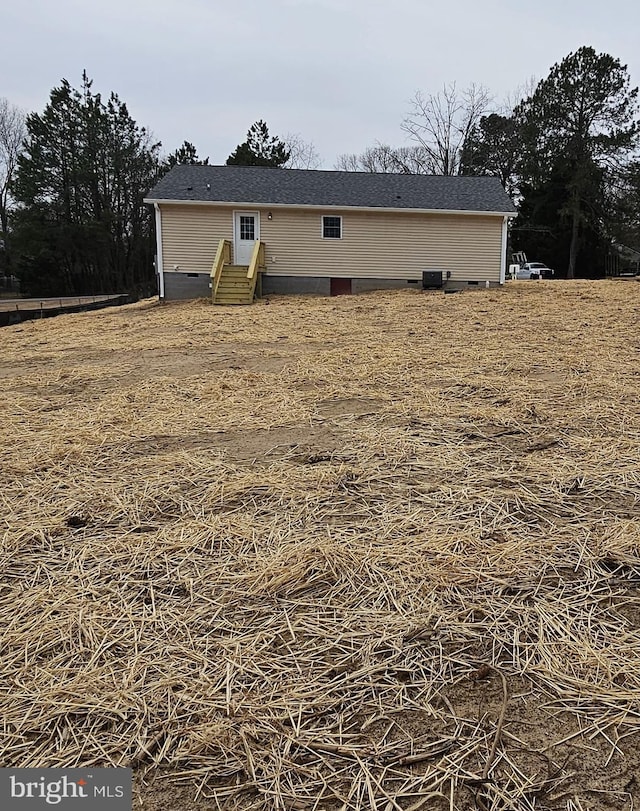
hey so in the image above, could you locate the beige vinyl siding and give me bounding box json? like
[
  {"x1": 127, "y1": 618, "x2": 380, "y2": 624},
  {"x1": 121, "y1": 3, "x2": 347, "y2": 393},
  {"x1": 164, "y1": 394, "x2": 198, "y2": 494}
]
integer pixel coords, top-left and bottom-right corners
[
  {"x1": 264, "y1": 208, "x2": 502, "y2": 281},
  {"x1": 160, "y1": 204, "x2": 504, "y2": 282},
  {"x1": 161, "y1": 204, "x2": 233, "y2": 274}
]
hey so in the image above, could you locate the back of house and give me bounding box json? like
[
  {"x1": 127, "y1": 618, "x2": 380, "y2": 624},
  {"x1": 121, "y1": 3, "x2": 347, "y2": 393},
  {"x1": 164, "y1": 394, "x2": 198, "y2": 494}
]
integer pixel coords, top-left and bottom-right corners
[{"x1": 144, "y1": 166, "x2": 516, "y2": 300}]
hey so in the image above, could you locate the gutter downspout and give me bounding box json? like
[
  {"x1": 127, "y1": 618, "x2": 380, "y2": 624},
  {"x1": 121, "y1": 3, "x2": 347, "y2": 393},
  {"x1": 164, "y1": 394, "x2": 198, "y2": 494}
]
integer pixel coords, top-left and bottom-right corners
[
  {"x1": 154, "y1": 203, "x2": 165, "y2": 300},
  {"x1": 499, "y1": 216, "x2": 509, "y2": 285}
]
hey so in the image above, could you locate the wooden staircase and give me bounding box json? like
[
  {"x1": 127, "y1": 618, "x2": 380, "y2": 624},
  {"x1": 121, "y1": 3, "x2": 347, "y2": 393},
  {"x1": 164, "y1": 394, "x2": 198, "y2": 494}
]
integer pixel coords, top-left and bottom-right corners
[
  {"x1": 211, "y1": 239, "x2": 264, "y2": 306},
  {"x1": 215, "y1": 265, "x2": 254, "y2": 305}
]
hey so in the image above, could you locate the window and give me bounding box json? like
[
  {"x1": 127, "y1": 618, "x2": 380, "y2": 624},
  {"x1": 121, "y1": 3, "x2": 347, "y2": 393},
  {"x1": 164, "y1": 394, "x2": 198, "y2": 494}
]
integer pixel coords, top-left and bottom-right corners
[
  {"x1": 239, "y1": 216, "x2": 255, "y2": 241},
  {"x1": 322, "y1": 216, "x2": 342, "y2": 239}
]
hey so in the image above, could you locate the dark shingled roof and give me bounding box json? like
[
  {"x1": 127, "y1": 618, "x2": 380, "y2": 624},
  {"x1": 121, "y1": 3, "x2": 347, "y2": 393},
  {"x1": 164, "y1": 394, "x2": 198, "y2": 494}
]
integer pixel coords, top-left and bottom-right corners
[{"x1": 146, "y1": 165, "x2": 516, "y2": 214}]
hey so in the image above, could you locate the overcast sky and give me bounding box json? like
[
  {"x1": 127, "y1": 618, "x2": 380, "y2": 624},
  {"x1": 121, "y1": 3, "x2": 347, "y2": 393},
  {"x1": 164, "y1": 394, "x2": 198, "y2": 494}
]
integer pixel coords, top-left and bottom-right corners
[{"x1": 3, "y1": 0, "x2": 639, "y2": 167}]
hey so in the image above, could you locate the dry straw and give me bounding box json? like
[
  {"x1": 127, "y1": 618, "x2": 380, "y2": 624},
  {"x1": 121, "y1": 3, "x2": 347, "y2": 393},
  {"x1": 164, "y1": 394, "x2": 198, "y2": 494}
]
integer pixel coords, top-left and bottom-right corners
[{"x1": 1, "y1": 280, "x2": 639, "y2": 809}]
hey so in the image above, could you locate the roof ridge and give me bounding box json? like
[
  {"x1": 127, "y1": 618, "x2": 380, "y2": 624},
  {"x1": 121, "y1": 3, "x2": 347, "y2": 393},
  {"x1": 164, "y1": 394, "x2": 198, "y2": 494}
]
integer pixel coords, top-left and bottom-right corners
[{"x1": 173, "y1": 164, "x2": 500, "y2": 181}]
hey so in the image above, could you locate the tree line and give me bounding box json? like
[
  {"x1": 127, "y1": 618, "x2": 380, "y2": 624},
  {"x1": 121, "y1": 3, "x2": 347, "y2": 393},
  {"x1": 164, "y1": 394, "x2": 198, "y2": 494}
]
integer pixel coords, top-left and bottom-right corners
[
  {"x1": 335, "y1": 49, "x2": 639, "y2": 279},
  {"x1": 0, "y1": 79, "x2": 321, "y2": 297},
  {"x1": 0, "y1": 47, "x2": 638, "y2": 296},
  {"x1": 0, "y1": 74, "x2": 212, "y2": 297}
]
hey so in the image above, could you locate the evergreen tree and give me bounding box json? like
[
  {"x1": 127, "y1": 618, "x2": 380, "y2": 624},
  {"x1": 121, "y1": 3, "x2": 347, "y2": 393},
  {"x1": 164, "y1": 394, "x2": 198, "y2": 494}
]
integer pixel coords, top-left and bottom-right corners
[
  {"x1": 165, "y1": 140, "x2": 209, "y2": 170},
  {"x1": 459, "y1": 113, "x2": 521, "y2": 197},
  {"x1": 13, "y1": 73, "x2": 161, "y2": 296},
  {"x1": 515, "y1": 48, "x2": 638, "y2": 278},
  {"x1": 226, "y1": 120, "x2": 290, "y2": 167}
]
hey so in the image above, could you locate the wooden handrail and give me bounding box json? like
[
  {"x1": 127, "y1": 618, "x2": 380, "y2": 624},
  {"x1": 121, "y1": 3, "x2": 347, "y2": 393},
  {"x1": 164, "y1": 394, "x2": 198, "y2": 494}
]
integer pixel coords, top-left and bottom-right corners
[
  {"x1": 246, "y1": 240, "x2": 265, "y2": 299},
  {"x1": 211, "y1": 239, "x2": 232, "y2": 299},
  {"x1": 247, "y1": 240, "x2": 265, "y2": 281}
]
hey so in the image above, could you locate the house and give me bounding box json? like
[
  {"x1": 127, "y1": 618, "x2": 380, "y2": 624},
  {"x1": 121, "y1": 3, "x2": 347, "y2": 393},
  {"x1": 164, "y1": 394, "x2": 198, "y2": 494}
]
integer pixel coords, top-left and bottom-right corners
[{"x1": 144, "y1": 165, "x2": 516, "y2": 302}]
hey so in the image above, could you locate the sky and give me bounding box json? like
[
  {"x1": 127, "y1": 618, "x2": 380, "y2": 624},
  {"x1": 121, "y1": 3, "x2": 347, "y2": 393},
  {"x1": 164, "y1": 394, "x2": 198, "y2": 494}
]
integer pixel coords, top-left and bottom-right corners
[{"x1": 3, "y1": 0, "x2": 639, "y2": 167}]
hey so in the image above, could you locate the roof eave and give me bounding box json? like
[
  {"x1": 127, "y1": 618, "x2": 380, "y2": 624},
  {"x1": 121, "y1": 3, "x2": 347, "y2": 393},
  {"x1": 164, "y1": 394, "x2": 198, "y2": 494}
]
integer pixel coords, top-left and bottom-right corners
[{"x1": 143, "y1": 197, "x2": 516, "y2": 217}]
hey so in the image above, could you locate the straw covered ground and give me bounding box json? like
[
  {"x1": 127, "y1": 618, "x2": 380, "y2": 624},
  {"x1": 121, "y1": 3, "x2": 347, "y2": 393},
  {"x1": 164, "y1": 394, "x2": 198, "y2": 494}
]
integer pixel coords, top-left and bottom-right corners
[{"x1": 1, "y1": 280, "x2": 640, "y2": 810}]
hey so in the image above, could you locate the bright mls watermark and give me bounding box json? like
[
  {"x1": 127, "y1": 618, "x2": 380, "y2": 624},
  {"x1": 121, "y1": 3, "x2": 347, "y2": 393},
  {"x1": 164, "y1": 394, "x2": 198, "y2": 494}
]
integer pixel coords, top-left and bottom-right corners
[{"x1": 1, "y1": 769, "x2": 131, "y2": 810}]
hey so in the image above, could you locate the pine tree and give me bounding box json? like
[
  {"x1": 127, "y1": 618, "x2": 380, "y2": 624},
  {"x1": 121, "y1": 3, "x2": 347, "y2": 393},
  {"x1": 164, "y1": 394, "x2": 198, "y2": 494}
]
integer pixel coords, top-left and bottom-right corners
[
  {"x1": 13, "y1": 73, "x2": 161, "y2": 296},
  {"x1": 165, "y1": 141, "x2": 209, "y2": 170},
  {"x1": 516, "y1": 48, "x2": 638, "y2": 278},
  {"x1": 226, "y1": 121, "x2": 290, "y2": 167},
  {"x1": 459, "y1": 113, "x2": 521, "y2": 197}
]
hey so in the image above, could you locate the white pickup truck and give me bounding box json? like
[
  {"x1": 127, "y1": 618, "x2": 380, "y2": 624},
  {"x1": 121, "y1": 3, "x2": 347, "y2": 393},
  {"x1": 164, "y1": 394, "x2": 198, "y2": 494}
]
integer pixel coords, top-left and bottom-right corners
[{"x1": 508, "y1": 253, "x2": 555, "y2": 280}]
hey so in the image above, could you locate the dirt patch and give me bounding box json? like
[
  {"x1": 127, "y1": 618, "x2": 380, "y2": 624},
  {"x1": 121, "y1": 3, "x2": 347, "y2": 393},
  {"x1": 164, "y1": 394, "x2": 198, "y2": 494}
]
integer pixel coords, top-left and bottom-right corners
[{"x1": 118, "y1": 425, "x2": 345, "y2": 462}]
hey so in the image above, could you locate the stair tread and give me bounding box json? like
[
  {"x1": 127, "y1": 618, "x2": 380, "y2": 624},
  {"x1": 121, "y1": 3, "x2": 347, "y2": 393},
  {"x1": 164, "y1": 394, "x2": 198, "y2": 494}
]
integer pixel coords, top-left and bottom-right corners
[
  {"x1": 216, "y1": 290, "x2": 253, "y2": 299},
  {"x1": 218, "y1": 279, "x2": 252, "y2": 285}
]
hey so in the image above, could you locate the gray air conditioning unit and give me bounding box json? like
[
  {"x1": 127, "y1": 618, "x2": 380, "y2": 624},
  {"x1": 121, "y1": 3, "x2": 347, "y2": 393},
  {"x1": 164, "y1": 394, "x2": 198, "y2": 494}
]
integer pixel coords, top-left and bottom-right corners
[{"x1": 422, "y1": 270, "x2": 445, "y2": 289}]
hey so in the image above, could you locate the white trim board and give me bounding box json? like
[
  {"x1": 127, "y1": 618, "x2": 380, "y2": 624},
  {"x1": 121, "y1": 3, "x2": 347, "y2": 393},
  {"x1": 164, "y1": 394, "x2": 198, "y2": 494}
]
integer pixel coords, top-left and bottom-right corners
[
  {"x1": 144, "y1": 198, "x2": 516, "y2": 218},
  {"x1": 500, "y1": 216, "x2": 509, "y2": 285},
  {"x1": 153, "y1": 203, "x2": 164, "y2": 299}
]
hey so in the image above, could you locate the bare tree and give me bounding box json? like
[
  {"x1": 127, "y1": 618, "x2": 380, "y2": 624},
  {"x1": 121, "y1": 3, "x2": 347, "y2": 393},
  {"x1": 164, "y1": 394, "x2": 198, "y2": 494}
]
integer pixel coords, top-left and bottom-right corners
[
  {"x1": 358, "y1": 144, "x2": 400, "y2": 173},
  {"x1": 0, "y1": 97, "x2": 27, "y2": 247},
  {"x1": 335, "y1": 144, "x2": 398, "y2": 172},
  {"x1": 401, "y1": 83, "x2": 493, "y2": 175},
  {"x1": 501, "y1": 76, "x2": 538, "y2": 115},
  {"x1": 334, "y1": 152, "x2": 362, "y2": 171},
  {"x1": 334, "y1": 142, "x2": 431, "y2": 174},
  {"x1": 390, "y1": 145, "x2": 434, "y2": 174},
  {"x1": 284, "y1": 132, "x2": 322, "y2": 169}
]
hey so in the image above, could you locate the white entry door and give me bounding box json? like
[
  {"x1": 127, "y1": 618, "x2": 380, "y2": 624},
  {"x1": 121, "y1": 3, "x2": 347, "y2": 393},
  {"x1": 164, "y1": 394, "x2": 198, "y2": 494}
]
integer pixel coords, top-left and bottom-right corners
[{"x1": 233, "y1": 211, "x2": 259, "y2": 265}]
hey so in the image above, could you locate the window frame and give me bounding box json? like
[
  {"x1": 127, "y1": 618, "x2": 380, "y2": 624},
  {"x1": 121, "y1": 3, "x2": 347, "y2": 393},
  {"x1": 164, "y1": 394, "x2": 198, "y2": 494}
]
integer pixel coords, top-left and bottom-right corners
[
  {"x1": 239, "y1": 215, "x2": 256, "y2": 241},
  {"x1": 321, "y1": 215, "x2": 343, "y2": 240}
]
